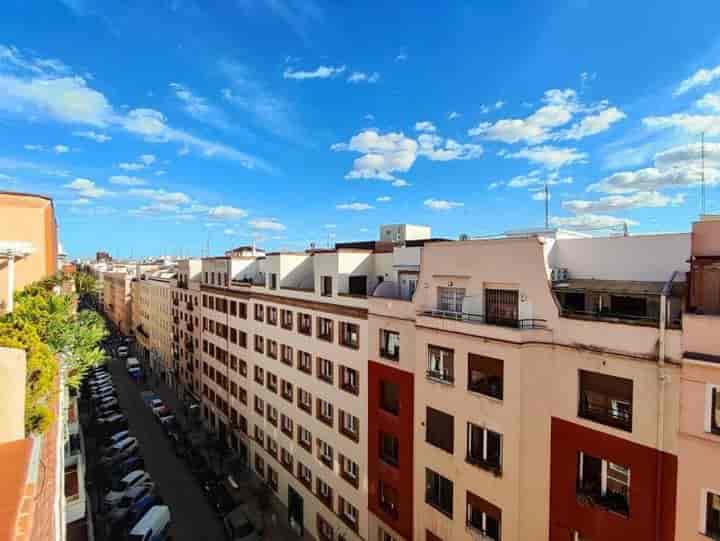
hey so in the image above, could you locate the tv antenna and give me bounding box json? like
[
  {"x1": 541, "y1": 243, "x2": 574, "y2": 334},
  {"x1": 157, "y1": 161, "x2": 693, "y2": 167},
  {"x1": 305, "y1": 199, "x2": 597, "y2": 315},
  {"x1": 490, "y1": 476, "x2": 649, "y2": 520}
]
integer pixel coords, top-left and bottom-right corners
[
  {"x1": 544, "y1": 178, "x2": 549, "y2": 229},
  {"x1": 701, "y1": 131, "x2": 706, "y2": 215}
]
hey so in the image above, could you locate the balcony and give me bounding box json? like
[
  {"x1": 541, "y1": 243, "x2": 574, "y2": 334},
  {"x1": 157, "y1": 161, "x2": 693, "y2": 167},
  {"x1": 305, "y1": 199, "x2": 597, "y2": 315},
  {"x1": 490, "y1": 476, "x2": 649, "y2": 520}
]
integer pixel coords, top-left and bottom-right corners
[
  {"x1": 186, "y1": 321, "x2": 194, "y2": 332},
  {"x1": 576, "y1": 484, "x2": 629, "y2": 517},
  {"x1": 466, "y1": 453, "x2": 502, "y2": 476},
  {"x1": 426, "y1": 369, "x2": 454, "y2": 385},
  {"x1": 340, "y1": 381, "x2": 359, "y2": 395},
  {"x1": 419, "y1": 307, "x2": 546, "y2": 329},
  {"x1": 172, "y1": 298, "x2": 179, "y2": 306},
  {"x1": 186, "y1": 301, "x2": 194, "y2": 311},
  {"x1": 579, "y1": 401, "x2": 632, "y2": 432}
]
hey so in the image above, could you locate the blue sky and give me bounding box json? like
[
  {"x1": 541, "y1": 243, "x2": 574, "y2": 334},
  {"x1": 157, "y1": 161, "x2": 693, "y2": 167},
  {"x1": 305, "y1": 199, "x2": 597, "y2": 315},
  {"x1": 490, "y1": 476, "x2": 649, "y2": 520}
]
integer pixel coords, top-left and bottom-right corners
[{"x1": 2, "y1": 1, "x2": 720, "y2": 258}]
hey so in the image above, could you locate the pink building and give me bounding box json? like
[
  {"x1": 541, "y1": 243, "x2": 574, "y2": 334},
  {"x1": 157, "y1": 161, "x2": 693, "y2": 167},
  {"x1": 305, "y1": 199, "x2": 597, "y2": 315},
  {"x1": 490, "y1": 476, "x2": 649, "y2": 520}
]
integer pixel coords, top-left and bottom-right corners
[{"x1": 676, "y1": 215, "x2": 720, "y2": 540}]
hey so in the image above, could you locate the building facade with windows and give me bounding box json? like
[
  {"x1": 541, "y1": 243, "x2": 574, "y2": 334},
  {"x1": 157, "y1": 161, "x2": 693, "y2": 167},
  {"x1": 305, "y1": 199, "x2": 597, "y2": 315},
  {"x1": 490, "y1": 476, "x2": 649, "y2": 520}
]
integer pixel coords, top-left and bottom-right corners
[
  {"x1": 676, "y1": 216, "x2": 720, "y2": 541},
  {"x1": 104, "y1": 271, "x2": 133, "y2": 334},
  {"x1": 170, "y1": 259, "x2": 203, "y2": 403},
  {"x1": 368, "y1": 230, "x2": 689, "y2": 541}
]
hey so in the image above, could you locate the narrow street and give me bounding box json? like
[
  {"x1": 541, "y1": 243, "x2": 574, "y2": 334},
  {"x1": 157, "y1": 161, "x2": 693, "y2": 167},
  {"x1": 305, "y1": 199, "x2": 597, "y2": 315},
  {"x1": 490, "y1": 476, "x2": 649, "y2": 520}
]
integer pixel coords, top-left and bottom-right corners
[{"x1": 102, "y1": 356, "x2": 225, "y2": 541}]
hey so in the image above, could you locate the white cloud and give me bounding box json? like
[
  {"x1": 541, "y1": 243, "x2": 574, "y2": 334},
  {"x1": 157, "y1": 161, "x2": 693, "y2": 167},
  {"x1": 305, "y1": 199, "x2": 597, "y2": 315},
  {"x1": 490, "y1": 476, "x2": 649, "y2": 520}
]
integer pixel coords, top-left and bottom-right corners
[
  {"x1": 207, "y1": 205, "x2": 248, "y2": 219},
  {"x1": 560, "y1": 107, "x2": 625, "y2": 140},
  {"x1": 507, "y1": 145, "x2": 587, "y2": 169},
  {"x1": 364, "y1": 114, "x2": 375, "y2": 121},
  {"x1": 532, "y1": 191, "x2": 550, "y2": 201},
  {"x1": 495, "y1": 100, "x2": 505, "y2": 109},
  {"x1": 129, "y1": 188, "x2": 190, "y2": 205},
  {"x1": 71, "y1": 198, "x2": 90, "y2": 206},
  {"x1": 65, "y1": 177, "x2": 111, "y2": 198},
  {"x1": 643, "y1": 113, "x2": 720, "y2": 135},
  {"x1": 469, "y1": 89, "x2": 579, "y2": 143},
  {"x1": 119, "y1": 161, "x2": 145, "y2": 171},
  {"x1": 332, "y1": 130, "x2": 418, "y2": 181},
  {"x1": 109, "y1": 175, "x2": 146, "y2": 186},
  {"x1": 53, "y1": 144, "x2": 70, "y2": 154},
  {"x1": 155, "y1": 170, "x2": 166, "y2": 176},
  {"x1": 223, "y1": 228, "x2": 237, "y2": 235},
  {"x1": 488, "y1": 181, "x2": 503, "y2": 190},
  {"x1": 697, "y1": 92, "x2": 720, "y2": 112},
  {"x1": 589, "y1": 142, "x2": 720, "y2": 193},
  {"x1": 347, "y1": 71, "x2": 380, "y2": 84},
  {"x1": 140, "y1": 154, "x2": 156, "y2": 165},
  {"x1": 417, "y1": 134, "x2": 483, "y2": 161},
  {"x1": 448, "y1": 111, "x2": 460, "y2": 120},
  {"x1": 395, "y1": 53, "x2": 408, "y2": 62},
  {"x1": 674, "y1": 65, "x2": 720, "y2": 96},
  {"x1": 73, "y1": 130, "x2": 111, "y2": 143},
  {"x1": 505, "y1": 170, "x2": 573, "y2": 188},
  {"x1": 479, "y1": 105, "x2": 490, "y2": 114},
  {"x1": 24, "y1": 144, "x2": 44, "y2": 151},
  {"x1": 336, "y1": 202, "x2": 373, "y2": 211},
  {"x1": 376, "y1": 196, "x2": 391, "y2": 202},
  {"x1": 392, "y1": 179, "x2": 410, "y2": 187},
  {"x1": 563, "y1": 191, "x2": 685, "y2": 213},
  {"x1": 324, "y1": 224, "x2": 337, "y2": 229},
  {"x1": 169, "y1": 82, "x2": 228, "y2": 128},
  {"x1": 414, "y1": 121, "x2": 436, "y2": 133},
  {"x1": 283, "y1": 65, "x2": 346, "y2": 80},
  {"x1": 249, "y1": 218, "x2": 286, "y2": 231},
  {"x1": 550, "y1": 214, "x2": 638, "y2": 228},
  {"x1": 0, "y1": 44, "x2": 69, "y2": 75},
  {"x1": 424, "y1": 198, "x2": 464, "y2": 210}
]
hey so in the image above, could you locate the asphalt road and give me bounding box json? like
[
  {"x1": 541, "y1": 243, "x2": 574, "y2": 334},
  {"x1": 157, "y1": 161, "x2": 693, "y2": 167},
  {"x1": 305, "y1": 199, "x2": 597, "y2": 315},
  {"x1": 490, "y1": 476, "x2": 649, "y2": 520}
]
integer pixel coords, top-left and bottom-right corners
[{"x1": 106, "y1": 356, "x2": 226, "y2": 541}]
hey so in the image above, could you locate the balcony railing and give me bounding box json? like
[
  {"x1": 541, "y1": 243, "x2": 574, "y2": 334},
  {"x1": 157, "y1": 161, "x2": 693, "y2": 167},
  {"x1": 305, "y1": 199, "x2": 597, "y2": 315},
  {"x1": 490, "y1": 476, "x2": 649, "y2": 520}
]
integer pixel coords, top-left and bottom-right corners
[
  {"x1": 419, "y1": 307, "x2": 547, "y2": 329},
  {"x1": 466, "y1": 454, "x2": 502, "y2": 476},
  {"x1": 576, "y1": 484, "x2": 629, "y2": 517},
  {"x1": 579, "y1": 401, "x2": 633, "y2": 432},
  {"x1": 560, "y1": 308, "x2": 659, "y2": 327},
  {"x1": 426, "y1": 369, "x2": 454, "y2": 384}
]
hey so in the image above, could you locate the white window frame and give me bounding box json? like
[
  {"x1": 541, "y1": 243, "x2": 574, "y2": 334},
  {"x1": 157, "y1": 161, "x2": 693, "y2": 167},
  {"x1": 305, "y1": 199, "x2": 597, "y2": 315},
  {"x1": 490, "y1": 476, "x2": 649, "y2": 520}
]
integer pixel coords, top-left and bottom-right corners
[
  {"x1": 701, "y1": 488, "x2": 720, "y2": 535},
  {"x1": 319, "y1": 399, "x2": 333, "y2": 419},
  {"x1": 319, "y1": 358, "x2": 333, "y2": 379},
  {"x1": 342, "y1": 411, "x2": 359, "y2": 434},
  {"x1": 318, "y1": 478, "x2": 331, "y2": 498},
  {"x1": 340, "y1": 497, "x2": 358, "y2": 523},
  {"x1": 319, "y1": 440, "x2": 333, "y2": 462},
  {"x1": 299, "y1": 427, "x2": 312, "y2": 447},
  {"x1": 299, "y1": 389, "x2": 312, "y2": 408},
  {"x1": 705, "y1": 384, "x2": 720, "y2": 434},
  {"x1": 467, "y1": 423, "x2": 503, "y2": 466},
  {"x1": 578, "y1": 451, "x2": 631, "y2": 497},
  {"x1": 342, "y1": 456, "x2": 358, "y2": 479}
]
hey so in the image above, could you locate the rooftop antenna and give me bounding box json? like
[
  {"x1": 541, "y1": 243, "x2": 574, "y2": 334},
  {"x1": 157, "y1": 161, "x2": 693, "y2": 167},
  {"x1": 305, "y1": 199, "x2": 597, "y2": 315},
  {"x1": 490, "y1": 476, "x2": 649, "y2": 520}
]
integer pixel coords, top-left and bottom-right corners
[
  {"x1": 544, "y1": 179, "x2": 549, "y2": 229},
  {"x1": 701, "y1": 131, "x2": 706, "y2": 215}
]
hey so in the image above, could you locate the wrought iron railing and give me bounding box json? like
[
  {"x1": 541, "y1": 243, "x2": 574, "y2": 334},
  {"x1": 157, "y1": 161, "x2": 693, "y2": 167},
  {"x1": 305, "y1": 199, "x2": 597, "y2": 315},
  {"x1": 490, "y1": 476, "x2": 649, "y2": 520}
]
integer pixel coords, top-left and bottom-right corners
[{"x1": 419, "y1": 307, "x2": 547, "y2": 329}]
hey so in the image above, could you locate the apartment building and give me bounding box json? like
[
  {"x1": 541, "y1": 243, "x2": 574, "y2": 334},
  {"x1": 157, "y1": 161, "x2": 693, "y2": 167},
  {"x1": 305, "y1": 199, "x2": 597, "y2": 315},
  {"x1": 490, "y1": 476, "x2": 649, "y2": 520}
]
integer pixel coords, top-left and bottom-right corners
[
  {"x1": 677, "y1": 215, "x2": 720, "y2": 540},
  {"x1": 170, "y1": 259, "x2": 203, "y2": 403},
  {"x1": 196, "y1": 230, "x2": 435, "y2": 541},
  {"x1": 367, "y1": 230, "x2": 689, "y2": 541},
  {"x1": 0, "y1": 191, "x2": 58, "y2": 314},
  {"x1": 104, "y1": 271, "x2": 133, "y2": 334},
  {"x1": 132, "y1": 269, "x2": 175, "y2": 385}
]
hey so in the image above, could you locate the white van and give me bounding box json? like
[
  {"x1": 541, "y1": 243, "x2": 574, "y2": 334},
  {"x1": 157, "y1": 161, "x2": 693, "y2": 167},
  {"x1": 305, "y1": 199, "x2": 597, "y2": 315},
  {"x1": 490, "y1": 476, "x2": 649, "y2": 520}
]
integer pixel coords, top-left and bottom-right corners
[{"x1": 127, "y1": 505, "x2": 171, "y2": 541}]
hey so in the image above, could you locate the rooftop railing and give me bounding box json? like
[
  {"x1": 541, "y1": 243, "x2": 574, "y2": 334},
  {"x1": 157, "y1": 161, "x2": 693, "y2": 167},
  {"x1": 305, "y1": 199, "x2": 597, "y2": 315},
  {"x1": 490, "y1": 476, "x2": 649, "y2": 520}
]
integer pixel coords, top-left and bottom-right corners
[{"x1": 419, "y1": 307, "x2": 547, "y2": 329}]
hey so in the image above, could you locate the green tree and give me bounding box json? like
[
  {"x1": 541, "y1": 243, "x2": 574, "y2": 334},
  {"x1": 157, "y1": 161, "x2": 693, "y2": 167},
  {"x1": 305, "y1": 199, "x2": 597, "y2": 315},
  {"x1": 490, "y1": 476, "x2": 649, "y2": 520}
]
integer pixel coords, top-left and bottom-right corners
[{"x1": 75, "y1": 271, "x2": 98, "y2": 301}]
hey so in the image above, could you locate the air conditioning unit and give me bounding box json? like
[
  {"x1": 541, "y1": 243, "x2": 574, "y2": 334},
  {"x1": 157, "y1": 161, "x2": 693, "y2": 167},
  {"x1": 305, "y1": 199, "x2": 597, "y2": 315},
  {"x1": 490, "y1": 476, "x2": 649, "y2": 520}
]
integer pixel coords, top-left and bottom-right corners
[{"x1": 551, "y1": 268, "x2": 570, "y2": 282}]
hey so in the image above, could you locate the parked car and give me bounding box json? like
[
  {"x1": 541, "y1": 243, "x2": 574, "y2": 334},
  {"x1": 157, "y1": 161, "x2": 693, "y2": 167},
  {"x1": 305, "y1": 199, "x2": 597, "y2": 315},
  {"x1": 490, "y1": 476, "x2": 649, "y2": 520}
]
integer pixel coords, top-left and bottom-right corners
[
  {"x1": 120, "y1": 493, "x2": 163, "y2": 538},
  {"x1": 96, "y1": 396, "x2": 119, "y2": 408},
  {"x1": 208, "y1": 482, "x2": 234, "y2": 516},
  {"x1": 104, "y1": 470, "x2": 151, "y2": 510},
  {"x1": 117, "y1": 345, "x2": 129, "y2": 358},
  {"x1": 161, "y1": 417, "x2": 181, "y2": 437},
  {"x1": 223, "y1": 506, "x2": 263, "y2": 541},
  {"x1": 108, "y1": 455, "x2": 146, "y2": 482},
  {"x1": 96, "y1": 413, "x2": 128, "y2": 434},
  {"x1": 186, "y1": 450, "x2": 207, "y2": 475},
  {"x1": 154, "y1": 406, "x2": 173, "y2": 423},
  {"x1": 99, "y1": 430, "x2": 131, "y2": 452},
  {"x1": 149, "y1": 398, "x2": 164, "y2": 412},
  {"x1": 196, "y1": 469, "x2": 220, "y2": 496},
  {"x1": 127, "y1": 505, "x2": 171, "y2": 541},
  {"x1": 99, "y1": 437, "x2": 139, "y2": 466},
  {"x1": 106, "y1": 482, "x2": 156, "y2": 525}
]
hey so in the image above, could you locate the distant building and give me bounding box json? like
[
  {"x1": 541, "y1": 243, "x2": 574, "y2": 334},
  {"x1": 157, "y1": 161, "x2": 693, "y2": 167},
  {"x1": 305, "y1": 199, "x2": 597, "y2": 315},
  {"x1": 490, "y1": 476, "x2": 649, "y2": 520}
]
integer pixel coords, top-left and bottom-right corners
[
  {"x1": 0, "y1": 191, "x2": 59, "y2": 314},
  {"x1": 95, "y1": 251, "x2": 111, "y2": 263}
]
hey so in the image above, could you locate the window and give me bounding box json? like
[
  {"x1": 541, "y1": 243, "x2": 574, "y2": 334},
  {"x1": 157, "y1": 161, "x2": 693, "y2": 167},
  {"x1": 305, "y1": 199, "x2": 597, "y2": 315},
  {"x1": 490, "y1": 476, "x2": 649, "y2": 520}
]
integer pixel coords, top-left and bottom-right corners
[
  {"x1": 379, "y1": 527, "x2": 398, "y2": 541},
  {"x1": 281, "y1": 309, "x2": 293, "y2": 330},
  {"x1": 340, "y1": 322, "x2": 360, "y2": 348},
  {"x1": 485, "y1": 288, "x2": 519, "y2": 327},
  {"x1": 266, "y1": 404, "x2": 278, "y2": 426},
  {"x1": 468, "y1": 354, "x2": 503, "y2": 400},
  {"x1": 254, "y1": 335, "x2": 264, "y2": 354},
  {"x1": 316, "y1": 478, "x2": 333, "y2": 508},
  {"x1": 239, "y1": 387, "x2": 247, "y2": 405},
  {"x1": 339, "y1": 497, "x2": 359, "y2": 531},
  {"x1": 298, "y1": 388, "x2": 312, "y2": 414},
  {"x1": 348, "y1": 275, "x2": 367, "y2": 296},
  {"x1": 380, "y1": 329, "x2": 400, "y2": 361},
  {"x1": 281, "y1": 414, "x2": 294, "y2": 437},
  {"x1": 267, "y1": 465, "x2": 278, "y2": 491},
  {"x1": 254, "y1": 453, "x2": 265, "y2": 478},
  {"x1": 254, "y1": 396, "x2": 264, "y2": 415},
  {"x1": 380, "y1": 381, "x2": 400, "y2": 415},
  {"x1": 298, "y1": 313, "x2": 312, "y2": 335},
  {"x1": 379, "y1": 480, "x2": 399, "y2": 519},
  {"x1": 321, "y1": 276, "x2": 332, "y2": 297},
  {"x1": 266, "y1": 436, "x2": 278, "y2": 458},
  {"x1": 230, "y1": 300, "x2": 237, "y2": 316},
  {"x1": 466, "y1": 491, "x2": 501, "y2": 541},
  {"x1": 254, "y1": 365, "x2": 264, "y2": 385},
  {"x1": 298, "y1": 350, "x2": 312, "y2": 374},
  {"x1": 254, "y1": 303, "x2": 264, "y2": 322},
  {"x1": 281, "y1": 344, "x2": 293, "y2": 365},
  {"x1": 427, "y1": 345, "x2": 454, "y2": 383},
  {"x1": 379, "y1": 431, "x2": 399, "y2": 466},
  {"x1": 317, "y1": 398, "x2": 334, "y2": 426},
  {"x1": 317, "y1": 439, "x2": 334, "y2": 469},
  {"x1": 254, "y1": 425, "x2": 265, "y2": 445},
  {"x1": 270, "y1": 273, "x2": 278, "y2": 290},
  {"x1": 281, "y1": 448, "x2": 294, "y2": 472},
  {"x1": 317, "y1": 357, "x2": 334, "y2": 384},
  {"x1": 238, "y1": 303, "x2": 247, "y2": 319},
  {"x1": 267, "y1": 307, "x2": 278, "y2": 325},
  {"x1": 297, "y1": 462, "x2": 312, "y2": 489},
  {"x1": 238, "y1": 330, "x2": 247, "y2": 348},
  {"x1": 577, "y1": 452, "x2": 630, "y2": 517},
  {"x1": 579, "y1": 370, "x2": 633, "y2": 432},
  {"x1": 281, "y1": 380, "x2": 293, "y2": 402},
  {"x1": 706, "y1": 491, "x2": 720, "y2": 538},
  {"x1": 339, "y1": 410, "x2": 359, "y2": 442},
  {"x1": 298, "y1": 426, "x2": 312, "y2": 452},
  {"x1": 426, "y1": 469, "x2": 453, "y2": 517},
  {"x1": 426, "y1": 407, "x2": 454, "y2": 453},
  {"x1": 267, "y1": 339, "x2": 278, "y2": 359},
  {"x1": 437, "y1": 286, "x2": 465, "y2": 313},
  {"x1": 239, "y1": 359, "x2": 247, "y2": 377},
  {"x1": 317, "y1": 513, "x2": 333, "y2": 541},
  {"x1": 340, "y1": 366, "x2": 359, "y2": 395},
  {"x1": 467, "y1": 423, "x2": 502, "y2": 474},
  {"x1": 339, "y1": 454, "x2": 359, "y2": 487},
  {"x1": 267, "y1": 372, "x2": 278, "y2": 393},
  {"x1": 710, "y1": 386, "x2": 720, "y2": 435},
  {"x1": 317, "y1": 317, "x2": 333, "y2": 342}
]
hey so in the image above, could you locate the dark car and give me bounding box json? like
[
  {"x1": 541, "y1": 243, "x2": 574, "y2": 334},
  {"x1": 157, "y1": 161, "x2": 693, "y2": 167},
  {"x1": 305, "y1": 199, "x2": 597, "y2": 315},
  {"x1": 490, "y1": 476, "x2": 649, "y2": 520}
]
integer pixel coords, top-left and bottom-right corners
[
  {"x1": 207, "y1": 482, "x2": 234, "y2": 516},
  {"x1": 114, "y1": 493, "x2": 162, "y2": 540},
  {"x1": 196, "y1": 468, "x2": 220, "y2": 495},
  {"x1": 108, "y1": 455, "x2": 146, "y2": 481},
  {"x1": 186, "y1": 450, "x2": 207, "y2": 475}
]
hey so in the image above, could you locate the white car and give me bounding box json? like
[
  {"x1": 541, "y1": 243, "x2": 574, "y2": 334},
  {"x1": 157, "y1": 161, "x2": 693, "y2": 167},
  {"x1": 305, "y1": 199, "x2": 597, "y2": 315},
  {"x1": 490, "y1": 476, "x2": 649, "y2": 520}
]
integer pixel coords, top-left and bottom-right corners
[
  {"x1": 104, "y1": 470, "x2": 151, "y2": 510},
  {"x1": 149, "y1": 398, "x2": 164, "y2": 410},
  {"x1": 100, "y1": 430, "x2": 131, "y2": 452},
  {"x1": 89, "y1": 376, "x2": 112, "y2": 387},
  {"x1": 99, "y1": 437, "x2": 139, "y2": 466},
  {"x1": 91, "y1": 386, "x2": 116, "y2": 398}
]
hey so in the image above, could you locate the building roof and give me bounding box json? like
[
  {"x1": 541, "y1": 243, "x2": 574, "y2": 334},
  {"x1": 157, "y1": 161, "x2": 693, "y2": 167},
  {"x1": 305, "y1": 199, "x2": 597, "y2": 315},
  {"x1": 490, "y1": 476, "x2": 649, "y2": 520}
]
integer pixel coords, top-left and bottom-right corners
[{"x1": 553, "y1": 278, "x2": 685, "y2": 297}]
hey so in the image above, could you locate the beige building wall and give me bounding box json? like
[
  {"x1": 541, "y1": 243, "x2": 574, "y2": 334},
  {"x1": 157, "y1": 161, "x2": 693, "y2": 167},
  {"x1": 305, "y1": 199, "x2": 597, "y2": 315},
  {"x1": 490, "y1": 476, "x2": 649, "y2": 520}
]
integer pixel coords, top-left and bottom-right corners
[
  {"x1": 0, "y1": 347, "x2": 27, "y2": 443},
  {"x1": 171, "y1": 259, "x2": 202, "y2": 400},
  {"x1": 0, "y1": 192, "x2": 58, "y2": 312},
  {"x1": 133, "y1": 277, "x2": 173, "y2": 376},
  {"x1": 104, "y1": 272, "x2": 132, "y2": 333}
]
